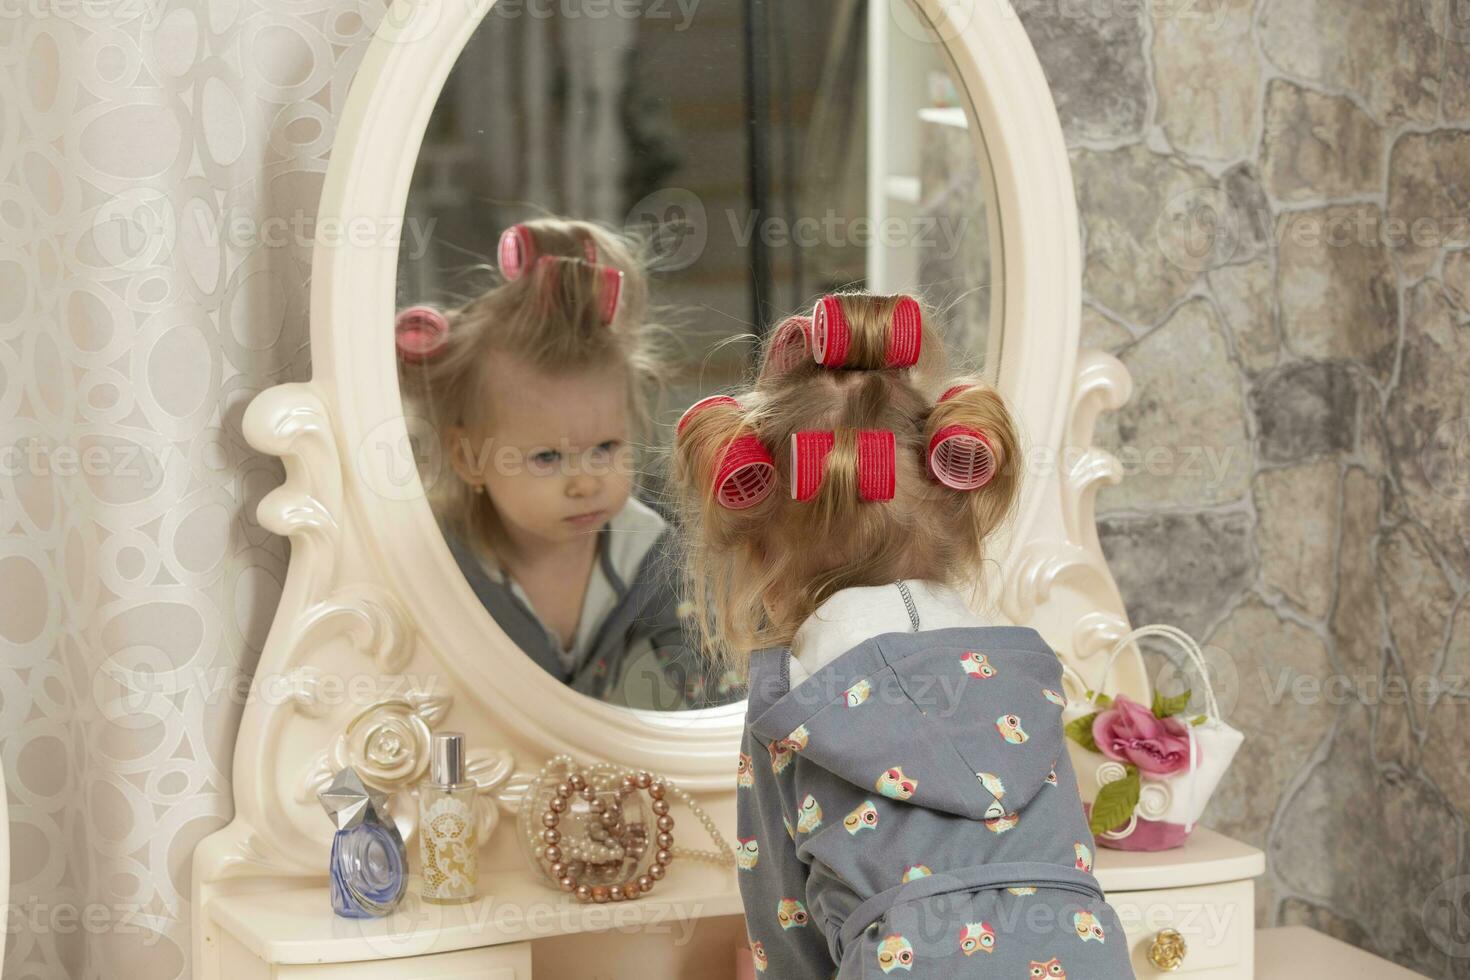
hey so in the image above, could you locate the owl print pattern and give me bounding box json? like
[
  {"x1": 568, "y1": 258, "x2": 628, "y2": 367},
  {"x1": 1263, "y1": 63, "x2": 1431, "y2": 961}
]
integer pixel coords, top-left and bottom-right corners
[{"x1": 735, "y1": 624, "x2": 1137, "y2": 978}]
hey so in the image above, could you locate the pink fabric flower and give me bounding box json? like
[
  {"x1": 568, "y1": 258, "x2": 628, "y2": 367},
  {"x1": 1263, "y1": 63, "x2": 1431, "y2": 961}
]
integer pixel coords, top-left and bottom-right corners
[{"x1": 1091, "y1": 694, "x2": 1197, "y2": 776}]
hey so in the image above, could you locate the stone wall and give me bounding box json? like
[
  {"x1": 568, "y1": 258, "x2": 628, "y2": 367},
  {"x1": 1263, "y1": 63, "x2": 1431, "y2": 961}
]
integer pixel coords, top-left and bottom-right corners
[{"x1": 1016, "y1": 0, "x2": 1470, "y2": 974}]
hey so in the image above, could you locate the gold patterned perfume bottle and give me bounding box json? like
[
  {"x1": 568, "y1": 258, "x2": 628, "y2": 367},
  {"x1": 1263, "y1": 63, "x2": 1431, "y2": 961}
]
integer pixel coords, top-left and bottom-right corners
[{"x1": 419, "y1": 731, "x2": 478, "y2": 904}]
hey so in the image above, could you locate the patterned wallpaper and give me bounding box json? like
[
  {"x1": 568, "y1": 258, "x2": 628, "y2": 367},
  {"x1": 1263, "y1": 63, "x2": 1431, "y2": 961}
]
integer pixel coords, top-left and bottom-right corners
[
  {"x1": 3, "y1": 0, "x2": 1467, "y2": 978},
  {"x1": 1016, "y1": 0, "x2": 1470, "y2": 974},
  {"x1": 0, "y1": 2, "x2": 378, "y2": 977}
]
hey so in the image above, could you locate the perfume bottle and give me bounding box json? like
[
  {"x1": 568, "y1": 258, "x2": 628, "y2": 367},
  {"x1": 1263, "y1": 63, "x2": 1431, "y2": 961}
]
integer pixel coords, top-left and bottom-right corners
[
  {"x1": 419, "y1": 731, "x2": 479, "y2": 904},
  {"x1": 318, "y1": 767, "x2": 408, "y2": 918}
]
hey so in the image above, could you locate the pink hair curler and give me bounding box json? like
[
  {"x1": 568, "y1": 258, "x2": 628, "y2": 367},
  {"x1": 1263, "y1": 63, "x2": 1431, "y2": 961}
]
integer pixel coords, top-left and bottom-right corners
[
  {"x1": 599, "y1": 266, "x2": 625, "y2": 323},
  {"x1": 790, "y1": 429, "x2": 895, "y2": 502},
  {"x1": 765, "y1": 316, "x2": 814, "y2": 376},
  {"x1": 939, "y1": 382, "x2": 973, "y2": 403},
  {"x1": 395, "y1": 305, "x2": 450, "y2": 363},
  {"x1": 712, "y1": 434, "x2": 776, "y2": 509},
  {"x1": 677, "y1": 394, "x2": 740, "y2": 435},
  {"x1": 531, "y1": 254, "x2": 624, "y2": 325},
  {"x1": 927, "y1": 423, "x2": 997, "y2": 490},
  {"x1": 676, "y1": 395, "x2": 776, "y2": 509},
  {"x1": 809, "y1": 294, "x2": 922, "y2": 368},
  {"x1": 498, "y1": 224, "x2": 536, "y2": 280}
]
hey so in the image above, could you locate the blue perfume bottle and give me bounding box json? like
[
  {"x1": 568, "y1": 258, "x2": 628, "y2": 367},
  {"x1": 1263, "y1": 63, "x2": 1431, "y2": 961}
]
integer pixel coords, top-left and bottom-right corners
[{"x1": 318, "y1": 767, "x2": 408, "y2": 918}]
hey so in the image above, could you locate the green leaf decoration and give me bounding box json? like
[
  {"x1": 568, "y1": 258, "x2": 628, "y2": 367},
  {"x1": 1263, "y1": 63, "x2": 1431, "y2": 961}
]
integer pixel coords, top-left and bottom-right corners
[
  {"x1": 1152, "y1": 689, "x2": 1192, "y2": 718},
  {"x1": 1089, "y1": 767, "x2": 1140, "y2": 836},
  {"x1": 1189, "y1": 714, "x2": 1208, "y2": 726},
  {"x1": 1065, "y1": 713, "x2": 1100, "y2": 752},
  {"x1": 1085, "y1": 689, "x2": 1113, "y2": 708}
]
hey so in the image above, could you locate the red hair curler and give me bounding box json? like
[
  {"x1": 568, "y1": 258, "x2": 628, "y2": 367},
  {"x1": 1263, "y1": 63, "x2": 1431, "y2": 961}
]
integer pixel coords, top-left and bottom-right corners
[
  {"x1": 810, "y1": 294, "x2": 922, "y2": 368},
  {"x1": 790, "y1": 429, "x2": 896, "y2": 502},
  {"x1": 677, "y1": 395, "x2": 776, "y2": 510},
  {"x1": 395, "y1": 305, "x2": 450, "y2": 363}
]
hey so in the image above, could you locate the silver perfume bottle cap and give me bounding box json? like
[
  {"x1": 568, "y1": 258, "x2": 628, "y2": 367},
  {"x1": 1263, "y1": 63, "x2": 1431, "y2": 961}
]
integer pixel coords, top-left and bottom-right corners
[{"x1": 431, "y1": 731, "x2": 466, "y2": 787}]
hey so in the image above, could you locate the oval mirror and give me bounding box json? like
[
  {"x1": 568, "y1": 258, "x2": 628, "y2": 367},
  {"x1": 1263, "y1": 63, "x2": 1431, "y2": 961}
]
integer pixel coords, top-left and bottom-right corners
[{"x1": 393, "y1": 0, "x2": 1004, "y2": 712}]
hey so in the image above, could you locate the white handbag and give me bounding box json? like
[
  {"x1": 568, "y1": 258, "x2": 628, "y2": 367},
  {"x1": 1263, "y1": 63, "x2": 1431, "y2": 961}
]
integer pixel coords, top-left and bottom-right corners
[{"x1": 1061, "y1": 624, "x2": 1244, "y2": 850}]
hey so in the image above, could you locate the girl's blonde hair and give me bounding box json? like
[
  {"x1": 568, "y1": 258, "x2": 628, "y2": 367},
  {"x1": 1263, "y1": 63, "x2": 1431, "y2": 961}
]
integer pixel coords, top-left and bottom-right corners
[
  {"x1": 399, "y1": 217, "x2": 673, "y2": 562},
  {"x1": 672, "y1": 292, "x2": 1022, "y2": 676}
]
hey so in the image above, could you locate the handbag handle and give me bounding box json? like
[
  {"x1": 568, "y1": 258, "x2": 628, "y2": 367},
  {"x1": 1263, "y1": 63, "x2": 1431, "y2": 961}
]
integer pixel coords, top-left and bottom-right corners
[{"x1": 1062, "y1": 623, "x2": 1222, "y2": 721}]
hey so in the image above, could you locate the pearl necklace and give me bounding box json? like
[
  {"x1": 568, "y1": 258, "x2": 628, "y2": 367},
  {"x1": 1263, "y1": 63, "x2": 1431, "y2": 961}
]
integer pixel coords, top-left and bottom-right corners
[{"x1": 521, "y1": 754, "x2": 734, "y2": 903}]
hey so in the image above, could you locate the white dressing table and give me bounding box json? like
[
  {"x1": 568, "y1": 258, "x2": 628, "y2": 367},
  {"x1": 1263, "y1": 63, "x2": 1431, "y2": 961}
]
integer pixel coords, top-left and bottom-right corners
[{"x1": 191, "y1": 0, "x2": 1271, "y2": 976}]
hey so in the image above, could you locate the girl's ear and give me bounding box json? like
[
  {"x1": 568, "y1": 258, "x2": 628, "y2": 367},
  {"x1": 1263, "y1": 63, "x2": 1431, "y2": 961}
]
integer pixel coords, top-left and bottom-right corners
[{"x1": 446, "y1": 424, "x2": 487, "y2": 488}]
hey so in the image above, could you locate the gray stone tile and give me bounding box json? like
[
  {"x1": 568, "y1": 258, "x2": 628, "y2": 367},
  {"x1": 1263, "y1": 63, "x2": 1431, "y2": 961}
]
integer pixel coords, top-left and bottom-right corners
[
  {"x1": 1073, "y1": 146, "x2": 1226, "y2": 324},
  {"x1": 1251, "y1": 361, "x2": 1360, "y2": 464},
  {"x1": 1385, "y1": 280, "x2": 1470, "y2": 578},
  {"x1": 1276, "y1": 204, "x2": 1398, "y2": 381},
  {"x1": 1015, "y1": 0, "x2": 1149, "y2": 143},
  {"x1": 1387, "y1": 131, "x2": 1470, "y2": 280},
  {"x1": 1262, "y1": 79, "x2": 1385, "y2": 203},
  {"x1": 1095, "y1": 299, "x2": 1252, "y2": 510},
  {"x1": 1097, "y1": 510, "x2": 1255, "y2": 640},
  {"x1": 1253, "y1": 461, "x2": 1341, "y2": 619},
  {"x1": 1152, "y1": 0, "x2": 1262, "y2": 161},
  {"x1": 1258, "y1": 0, "x2": 1443, "y2": 126}
]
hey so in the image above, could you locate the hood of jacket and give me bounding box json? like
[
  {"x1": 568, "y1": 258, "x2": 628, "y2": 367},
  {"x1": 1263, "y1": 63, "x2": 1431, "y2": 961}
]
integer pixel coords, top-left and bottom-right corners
[{"x1": 746, "y1": 621, "x2": 1070, "y2": 824}]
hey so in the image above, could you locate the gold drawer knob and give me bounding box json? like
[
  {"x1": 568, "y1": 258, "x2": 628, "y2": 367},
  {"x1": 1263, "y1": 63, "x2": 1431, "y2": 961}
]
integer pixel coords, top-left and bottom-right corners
[{"x1": 1147, "y1": 927, "x2": 1187, "y2": 970}]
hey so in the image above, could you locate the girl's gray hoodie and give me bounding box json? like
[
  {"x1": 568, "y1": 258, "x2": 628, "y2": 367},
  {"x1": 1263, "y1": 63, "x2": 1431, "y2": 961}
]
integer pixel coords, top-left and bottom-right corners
[{"x1": 736, "y1": 581, "x2": 1137, "y2": 978}]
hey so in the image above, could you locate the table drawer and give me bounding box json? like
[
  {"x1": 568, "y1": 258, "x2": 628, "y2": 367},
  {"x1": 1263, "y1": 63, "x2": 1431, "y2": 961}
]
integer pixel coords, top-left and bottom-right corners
[{"x1": 1107, "y1": 878, "x2": 1254, "y2": 978}]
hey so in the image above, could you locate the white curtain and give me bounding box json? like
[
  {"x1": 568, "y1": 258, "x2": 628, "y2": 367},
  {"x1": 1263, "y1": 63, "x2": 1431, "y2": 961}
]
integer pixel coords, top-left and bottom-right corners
[{"x1": 0, "y1": 2, "x2": 382, "y2": 976}]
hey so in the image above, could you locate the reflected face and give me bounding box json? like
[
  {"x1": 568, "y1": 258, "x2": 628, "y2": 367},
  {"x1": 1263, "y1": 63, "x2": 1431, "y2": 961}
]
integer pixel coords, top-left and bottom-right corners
[{"x1": 449, "y1": 355, "x2": 634, "y2": 553}]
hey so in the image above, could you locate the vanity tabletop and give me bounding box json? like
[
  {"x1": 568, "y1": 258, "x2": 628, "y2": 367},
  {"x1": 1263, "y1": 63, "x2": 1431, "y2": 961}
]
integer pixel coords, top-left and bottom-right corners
[
  {"x1": 1255, "y1": 926, "x2": 1430, "y2": 978},
  {"x1": 208, "y1": 862, "x2": 743, "y2": 965},
  {"x1": 1092, "y1": 826, "x2": 1266, "y2": 892},
  {"x1": 208, "y1": 828, "x2": 1263, "y2": 966}
]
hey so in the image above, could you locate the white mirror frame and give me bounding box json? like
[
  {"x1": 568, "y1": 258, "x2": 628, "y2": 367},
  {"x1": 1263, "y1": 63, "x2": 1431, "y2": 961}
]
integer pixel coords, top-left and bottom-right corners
[{"x1": 193, "y1": 0, "x2": 1147, "y2": 969}]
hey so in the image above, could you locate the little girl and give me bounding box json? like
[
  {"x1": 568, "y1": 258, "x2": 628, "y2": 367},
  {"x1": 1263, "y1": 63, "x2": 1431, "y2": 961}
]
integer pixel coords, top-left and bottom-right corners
[
  {"x1": 397, "y1": 217, "x2": 743, "y2": 710},
  {"x1": 673, "y1": 293, "x2": 1136, "y2": 977}
]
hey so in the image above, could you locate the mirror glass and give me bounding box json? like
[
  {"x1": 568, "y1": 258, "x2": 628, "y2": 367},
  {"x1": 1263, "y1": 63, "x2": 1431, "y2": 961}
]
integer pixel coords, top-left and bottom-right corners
[{"x1": 394, "y1": 0, "x2": 1003, "y2": 711}]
